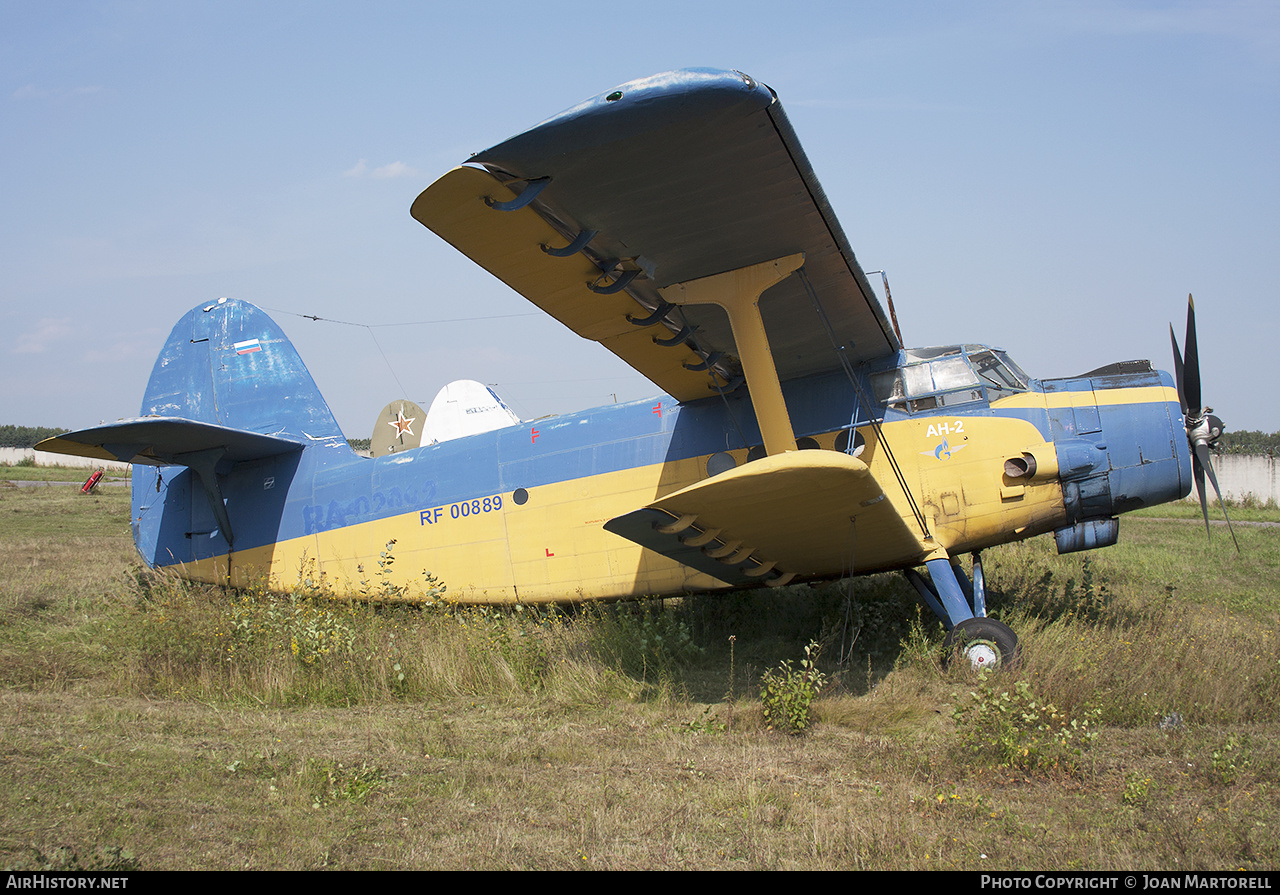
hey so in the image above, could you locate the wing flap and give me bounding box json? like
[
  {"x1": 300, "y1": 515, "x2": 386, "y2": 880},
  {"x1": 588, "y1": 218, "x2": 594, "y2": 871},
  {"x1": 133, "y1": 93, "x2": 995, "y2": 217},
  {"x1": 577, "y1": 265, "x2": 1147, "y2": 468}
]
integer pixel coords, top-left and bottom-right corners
[
  {"x1": 604, "y1": 451, "x2": 926, "y2": 585},
  {"x1": 37, "y1": 417, "x2": 305, "y2": 467}
]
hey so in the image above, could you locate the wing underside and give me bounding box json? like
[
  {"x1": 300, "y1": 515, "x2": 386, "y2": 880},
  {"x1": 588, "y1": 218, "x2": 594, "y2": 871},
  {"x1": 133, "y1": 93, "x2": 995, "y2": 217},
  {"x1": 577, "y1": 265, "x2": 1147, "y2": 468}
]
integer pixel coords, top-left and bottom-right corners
[
  {"x1": 604, "y1": 451, "x2": 926, "y2": 587},
  {"x1": 412, "y1": 68, "x2": 900, "y2": 403},
  {"x1": 37, "y1": 417, "x2": 304, "y2": 466}
]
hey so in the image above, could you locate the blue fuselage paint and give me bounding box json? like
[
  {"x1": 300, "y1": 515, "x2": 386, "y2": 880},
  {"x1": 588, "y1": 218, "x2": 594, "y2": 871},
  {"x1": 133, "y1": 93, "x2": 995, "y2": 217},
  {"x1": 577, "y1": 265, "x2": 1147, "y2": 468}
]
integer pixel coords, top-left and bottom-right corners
[
  {"x1": 130, "y1": 350, "x2": 1192, "y2": 573},
  {"x1": 1037, "y1": 368, "x2": 1191, "y2": 521},
  {"x1": 126, "y1": 298, "x2": 1192, "y2": 586}
]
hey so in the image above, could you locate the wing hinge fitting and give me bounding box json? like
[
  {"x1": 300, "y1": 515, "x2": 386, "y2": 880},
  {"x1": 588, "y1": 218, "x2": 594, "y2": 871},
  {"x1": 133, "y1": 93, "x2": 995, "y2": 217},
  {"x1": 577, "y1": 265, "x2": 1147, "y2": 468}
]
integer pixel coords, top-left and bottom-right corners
[
  {"x1": 627, "y1": 300, "x2": 674, "y2": 327},
  {"x1": 541, "y1": 228, "x2": 597, "y2": 257},
  {"x1": 485, "y1": 177, "x2": 550, "y2": 212},
  {"x1": 589, "y1": 267, "x2": 642, "y2": 294},
  {"x1": 653, "y1": 323, "x2": 694, "y2": 347},
  {"x1": 682, "y1": 351, "x2": 723, "y2": 372}
]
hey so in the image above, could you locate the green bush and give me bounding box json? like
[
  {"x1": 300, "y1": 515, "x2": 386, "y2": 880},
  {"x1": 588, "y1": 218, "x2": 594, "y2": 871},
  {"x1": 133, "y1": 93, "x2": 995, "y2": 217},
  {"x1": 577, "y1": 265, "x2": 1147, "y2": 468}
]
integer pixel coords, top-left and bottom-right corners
[
  {"x1": 589, "y1": 599, "x2": 703, "y2": 679},
  {"x1": 760, "y1": 641, "x2": 827, "y2": 735},
  {"x1": 952, "y1": 672, "x2": 1101, "y2": 772}
]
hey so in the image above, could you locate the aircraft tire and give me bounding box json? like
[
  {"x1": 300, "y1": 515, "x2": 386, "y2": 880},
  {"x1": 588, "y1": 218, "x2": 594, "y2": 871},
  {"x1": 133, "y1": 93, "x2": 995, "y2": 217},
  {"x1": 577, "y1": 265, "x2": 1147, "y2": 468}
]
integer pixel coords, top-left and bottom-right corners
[{"x1": 944, "y1": 618, "x2": 1020, "y2": 671}]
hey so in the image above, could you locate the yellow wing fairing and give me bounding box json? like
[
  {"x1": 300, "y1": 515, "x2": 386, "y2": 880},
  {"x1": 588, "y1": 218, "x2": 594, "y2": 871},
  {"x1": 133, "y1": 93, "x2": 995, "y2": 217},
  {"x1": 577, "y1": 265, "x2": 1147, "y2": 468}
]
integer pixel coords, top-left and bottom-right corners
[{"x1": 603, "y1": 450, "x2": 928, "y2": 586}]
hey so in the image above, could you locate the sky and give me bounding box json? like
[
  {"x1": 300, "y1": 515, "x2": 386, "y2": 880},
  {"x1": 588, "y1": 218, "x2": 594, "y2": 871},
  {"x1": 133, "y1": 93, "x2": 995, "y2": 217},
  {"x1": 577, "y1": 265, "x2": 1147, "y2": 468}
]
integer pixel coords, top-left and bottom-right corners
[{"x1": 4, "y1": 0, "x2": 1278, "y2": 439}]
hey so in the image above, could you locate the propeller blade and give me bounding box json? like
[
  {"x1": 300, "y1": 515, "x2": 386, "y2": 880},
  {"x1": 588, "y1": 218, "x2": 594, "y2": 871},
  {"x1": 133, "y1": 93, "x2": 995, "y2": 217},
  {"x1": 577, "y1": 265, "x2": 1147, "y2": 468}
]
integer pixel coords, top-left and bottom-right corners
[
  {"x1": 1169, "y1": 324, "x2": 1187, "y2": 414},
  {"x1": 1194, "y1": 441, "x2": 1241, "y2": 553},
  {"x1": 1183, "y1": 294, "x2": 1202, "y2": 414},
  {"x1": 1192, "y1": 450, "x2": 1209, "y2": 535},
  {"x1": 1172, "y1": 295, "x2": 1238, "y2": 552}
]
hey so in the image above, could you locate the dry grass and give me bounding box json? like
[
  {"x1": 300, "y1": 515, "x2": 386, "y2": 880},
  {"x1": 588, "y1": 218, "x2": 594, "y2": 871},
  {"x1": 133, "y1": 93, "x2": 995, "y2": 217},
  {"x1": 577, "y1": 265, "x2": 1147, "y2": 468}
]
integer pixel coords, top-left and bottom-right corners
[{"x1": 1, "y1": 485, "x2": 1277, "y2": 870}]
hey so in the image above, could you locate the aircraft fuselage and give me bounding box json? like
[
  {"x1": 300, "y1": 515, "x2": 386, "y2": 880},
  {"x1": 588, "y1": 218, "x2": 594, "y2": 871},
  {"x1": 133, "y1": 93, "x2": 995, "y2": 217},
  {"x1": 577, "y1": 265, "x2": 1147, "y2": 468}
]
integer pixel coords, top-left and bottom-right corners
[{"x1": 131, "y1": 341, "x2": 1190, "y2": 603}]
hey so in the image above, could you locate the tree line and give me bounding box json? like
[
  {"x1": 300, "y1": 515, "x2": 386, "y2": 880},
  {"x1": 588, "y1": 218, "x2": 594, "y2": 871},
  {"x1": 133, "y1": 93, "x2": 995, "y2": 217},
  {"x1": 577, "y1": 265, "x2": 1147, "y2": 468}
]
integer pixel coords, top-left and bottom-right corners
[
  {"x1": 0, "y1": 425, "x2": 69, "y2": 448},
  {"x1": 1218, "y1": 429, "x2": 1280, "y2": 455}
]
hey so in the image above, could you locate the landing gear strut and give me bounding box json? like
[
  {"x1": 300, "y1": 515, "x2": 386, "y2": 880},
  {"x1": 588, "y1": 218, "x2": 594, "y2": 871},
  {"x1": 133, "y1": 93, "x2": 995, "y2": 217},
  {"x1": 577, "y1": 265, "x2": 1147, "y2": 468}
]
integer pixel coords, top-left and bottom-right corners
[{"x1": 904, "y1": 550, "x2": 1021, "y2": 670}]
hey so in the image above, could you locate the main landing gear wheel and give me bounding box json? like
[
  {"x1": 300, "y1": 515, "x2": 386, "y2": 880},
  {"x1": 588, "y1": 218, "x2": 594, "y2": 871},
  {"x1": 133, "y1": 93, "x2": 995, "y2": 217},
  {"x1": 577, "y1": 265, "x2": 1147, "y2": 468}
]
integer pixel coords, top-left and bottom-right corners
[{"x1": 944, "y1": 618, "x2": 1021, "y2": 671}]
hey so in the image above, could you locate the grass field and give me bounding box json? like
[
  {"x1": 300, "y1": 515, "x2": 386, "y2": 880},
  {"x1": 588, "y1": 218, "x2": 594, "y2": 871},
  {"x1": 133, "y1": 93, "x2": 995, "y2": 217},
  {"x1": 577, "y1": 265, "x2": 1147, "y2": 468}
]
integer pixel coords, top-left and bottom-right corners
[
  {"x1": 0, "y1": 483, "x2": 1276, "y2": 870},
  {"x1": 1, "y1": 461, "x2": 131, "y2": 484}
]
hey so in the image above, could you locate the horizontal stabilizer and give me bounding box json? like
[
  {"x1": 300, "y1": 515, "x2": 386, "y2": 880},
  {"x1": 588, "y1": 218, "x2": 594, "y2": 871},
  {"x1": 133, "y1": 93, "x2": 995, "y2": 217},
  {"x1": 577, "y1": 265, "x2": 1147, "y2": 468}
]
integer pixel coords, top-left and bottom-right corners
[
  {"x1": 605, "y1": 451, "x2": 925, "y2": 585},
  {"x1": 37, "y1": 417, "x2": 304, "y2": 467}
]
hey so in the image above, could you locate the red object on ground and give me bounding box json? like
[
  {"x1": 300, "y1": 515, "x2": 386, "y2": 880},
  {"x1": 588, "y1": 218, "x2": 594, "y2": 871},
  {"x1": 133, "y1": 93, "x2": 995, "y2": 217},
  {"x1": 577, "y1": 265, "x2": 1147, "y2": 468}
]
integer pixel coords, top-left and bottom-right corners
[{"x1": 80, "y1": 470, "x2": 104, "y2": 494}]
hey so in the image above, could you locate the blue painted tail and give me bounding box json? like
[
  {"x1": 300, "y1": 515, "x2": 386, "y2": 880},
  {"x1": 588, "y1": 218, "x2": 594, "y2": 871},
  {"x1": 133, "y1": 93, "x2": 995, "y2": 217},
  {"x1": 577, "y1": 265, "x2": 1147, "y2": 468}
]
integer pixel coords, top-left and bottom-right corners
[
  {"x1": 37, "y1": 298, "x2": 351, "y2": 572},
  {"x1": 142, "y1": 296, "x2": 345, "y2": 442}
]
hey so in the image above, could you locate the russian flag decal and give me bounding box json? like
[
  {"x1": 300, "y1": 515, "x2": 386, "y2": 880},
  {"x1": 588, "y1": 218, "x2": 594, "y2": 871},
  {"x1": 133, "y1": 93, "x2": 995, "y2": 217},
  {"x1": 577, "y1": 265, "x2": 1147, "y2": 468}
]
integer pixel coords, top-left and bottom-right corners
[{"x1": 234, "y1": 338, "x2": 262, "y2": 355}]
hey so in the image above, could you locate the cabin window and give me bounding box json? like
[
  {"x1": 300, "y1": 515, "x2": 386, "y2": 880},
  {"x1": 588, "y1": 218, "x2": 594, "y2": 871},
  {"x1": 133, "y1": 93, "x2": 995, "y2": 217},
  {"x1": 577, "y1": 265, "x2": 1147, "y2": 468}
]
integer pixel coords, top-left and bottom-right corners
[{"x1": 872, "y1": 352, "x2": 982, "y2": 413}]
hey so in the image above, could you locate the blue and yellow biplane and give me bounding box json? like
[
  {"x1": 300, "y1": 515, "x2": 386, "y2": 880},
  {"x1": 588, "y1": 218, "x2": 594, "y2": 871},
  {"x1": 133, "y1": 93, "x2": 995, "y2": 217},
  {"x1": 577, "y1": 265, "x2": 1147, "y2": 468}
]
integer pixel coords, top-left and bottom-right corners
[{"x1": 40, "y1": 68, "x2": 1230, "y2": 669}]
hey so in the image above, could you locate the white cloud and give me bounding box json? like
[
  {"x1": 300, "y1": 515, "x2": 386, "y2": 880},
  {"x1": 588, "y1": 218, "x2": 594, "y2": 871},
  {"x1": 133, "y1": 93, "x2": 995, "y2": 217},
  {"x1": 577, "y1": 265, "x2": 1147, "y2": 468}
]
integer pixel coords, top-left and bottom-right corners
[
  {"x1": 14, "y1": 318, "x2": 74, "y2": 354},
  {"x1": 342, "y1": 159, "x2": 419, "y2": 179},
  {"x1": 370, "y1": 161, "x2": 418, "y2": 179}
]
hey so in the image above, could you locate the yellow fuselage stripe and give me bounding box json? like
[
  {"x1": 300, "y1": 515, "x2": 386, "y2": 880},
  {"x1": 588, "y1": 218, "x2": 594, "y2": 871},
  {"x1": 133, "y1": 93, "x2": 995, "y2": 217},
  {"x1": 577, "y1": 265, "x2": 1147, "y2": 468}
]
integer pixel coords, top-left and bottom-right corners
[{"x1": 171, "y1": 384, "x2": 1177, "y2": 603}]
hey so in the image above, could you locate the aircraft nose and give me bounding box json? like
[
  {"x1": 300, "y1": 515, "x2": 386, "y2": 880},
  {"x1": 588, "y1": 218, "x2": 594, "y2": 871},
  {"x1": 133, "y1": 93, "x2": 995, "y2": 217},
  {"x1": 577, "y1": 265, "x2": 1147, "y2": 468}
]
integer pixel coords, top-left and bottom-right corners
[{"x1": 1046, "y1": 367, "x2": 1191, "y2": 531}]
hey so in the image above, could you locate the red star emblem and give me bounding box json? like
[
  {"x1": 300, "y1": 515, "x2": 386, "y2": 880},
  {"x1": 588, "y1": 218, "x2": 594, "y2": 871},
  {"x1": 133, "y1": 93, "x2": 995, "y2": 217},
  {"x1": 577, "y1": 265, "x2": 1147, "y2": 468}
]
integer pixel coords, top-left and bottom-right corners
[{"x1": 388, "y1": 408, "x2": 416, "y2": 438}]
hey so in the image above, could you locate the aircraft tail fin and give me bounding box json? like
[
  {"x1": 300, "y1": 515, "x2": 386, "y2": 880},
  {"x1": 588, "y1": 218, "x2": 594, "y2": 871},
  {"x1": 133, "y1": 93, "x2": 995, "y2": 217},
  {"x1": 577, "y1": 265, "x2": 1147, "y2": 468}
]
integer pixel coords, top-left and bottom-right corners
[
  {"x1": 141, "y1": 296, "x2": 346, "y2": 444},
  {"x1": 38, "y1": 298, "x2": 346, "y2": 559},
  {"x1": 422, "y1": 379, "x2": 521, "y2": 446},
  {"x1": 370, "y1": 399, "x2": 427, "y2": 457},
  {"x1": 38, "y1": 297, "x2": 347, "y2": 468}
]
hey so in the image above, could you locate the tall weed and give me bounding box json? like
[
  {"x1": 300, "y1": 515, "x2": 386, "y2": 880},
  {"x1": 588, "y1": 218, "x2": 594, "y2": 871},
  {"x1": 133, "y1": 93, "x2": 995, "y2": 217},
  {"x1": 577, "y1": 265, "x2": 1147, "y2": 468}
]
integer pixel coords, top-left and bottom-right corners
[
  {"x1": 120, "y1": 558, "x2": 632, "y2": 707},
  {"x1": 760, "y1": 640, "x2": 828, "y2": 735},
  {"x1": 951, "y1": 671, "x2": 1101, "y2": 773}
]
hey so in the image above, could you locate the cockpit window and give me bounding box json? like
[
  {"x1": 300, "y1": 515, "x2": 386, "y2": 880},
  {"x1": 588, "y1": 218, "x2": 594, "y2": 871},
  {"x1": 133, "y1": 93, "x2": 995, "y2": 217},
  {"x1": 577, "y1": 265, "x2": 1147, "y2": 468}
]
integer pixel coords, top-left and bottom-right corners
[
  {"x1": 968, "y1": 348, "x2": 1028, "y2": 395},
  {"x1": 872, "y1": 346, "x2": 1028, "y2": 413},
  {"x1": 930, "y1": 355, "x2": 981, "y2": 392}
]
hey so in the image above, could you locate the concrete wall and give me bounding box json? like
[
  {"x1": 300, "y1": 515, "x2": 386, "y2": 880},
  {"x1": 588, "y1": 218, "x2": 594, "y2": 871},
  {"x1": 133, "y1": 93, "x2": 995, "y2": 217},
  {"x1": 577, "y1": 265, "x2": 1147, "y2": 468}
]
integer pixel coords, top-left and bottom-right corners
[
  {"x1": 0, "y1": 446, "x2": 132, "y2": 472},
  {"x1": 1190, "y1": 453, "x2": 1279, "y2": 506}
]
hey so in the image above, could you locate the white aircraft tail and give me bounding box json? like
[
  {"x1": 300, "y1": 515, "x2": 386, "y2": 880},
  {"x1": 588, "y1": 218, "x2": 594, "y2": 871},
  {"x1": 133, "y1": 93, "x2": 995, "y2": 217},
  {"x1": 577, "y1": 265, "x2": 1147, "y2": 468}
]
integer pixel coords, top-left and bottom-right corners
[{"x1": 422, "y1": 380, "x2": 520, "y2": 445}]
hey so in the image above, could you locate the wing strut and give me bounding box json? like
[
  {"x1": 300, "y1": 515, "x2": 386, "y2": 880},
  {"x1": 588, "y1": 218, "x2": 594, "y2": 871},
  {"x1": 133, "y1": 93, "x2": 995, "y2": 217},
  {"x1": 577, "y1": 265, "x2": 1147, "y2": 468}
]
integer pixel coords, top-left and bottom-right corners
[
  {"x1": 180, "y1": 447, "x2": 236, "y2": 551},
  {"x1": 660, "y1": 253, "x2": 806, "y2": 456},
  {"x1": 797, "y1": 266, "x2": 932, "y2": 540}
]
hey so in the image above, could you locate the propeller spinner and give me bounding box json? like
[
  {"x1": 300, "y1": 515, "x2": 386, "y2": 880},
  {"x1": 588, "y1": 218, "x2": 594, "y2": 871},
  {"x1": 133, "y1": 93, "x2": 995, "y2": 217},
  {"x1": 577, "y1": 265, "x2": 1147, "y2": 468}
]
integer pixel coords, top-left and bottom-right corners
[{"x1": 1170, "y1": 295, "x2": 1240, "y2": 552}]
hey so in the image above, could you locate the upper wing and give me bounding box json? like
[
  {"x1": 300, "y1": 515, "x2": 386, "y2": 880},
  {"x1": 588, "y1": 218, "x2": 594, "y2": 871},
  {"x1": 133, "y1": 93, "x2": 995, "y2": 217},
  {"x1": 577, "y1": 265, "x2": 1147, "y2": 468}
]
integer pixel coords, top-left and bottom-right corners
[{"x1": 411, "y1": 68, "x2": 900, "y2": 403}]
